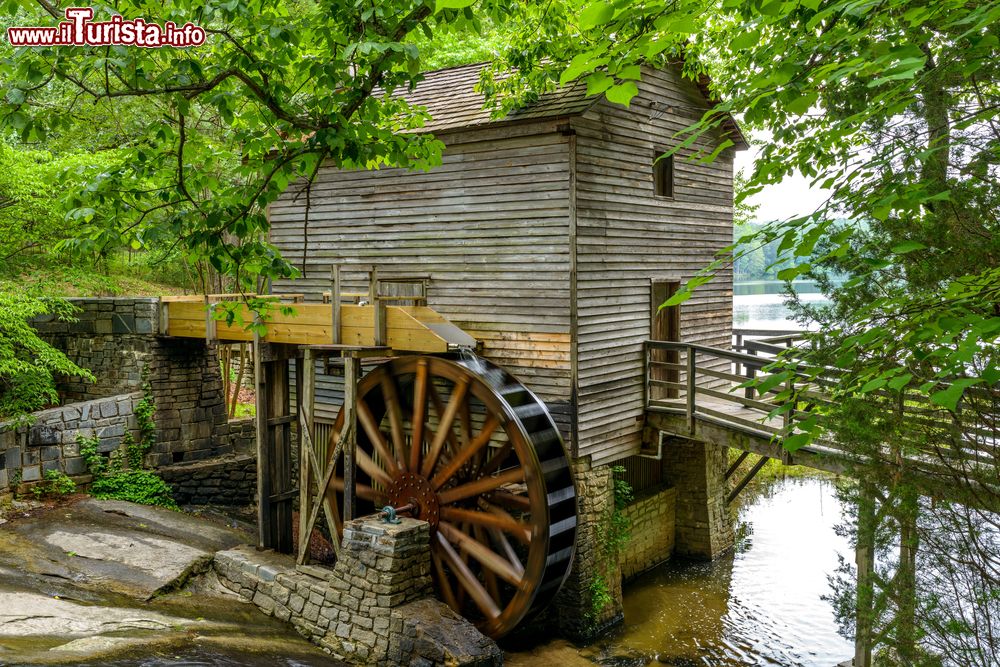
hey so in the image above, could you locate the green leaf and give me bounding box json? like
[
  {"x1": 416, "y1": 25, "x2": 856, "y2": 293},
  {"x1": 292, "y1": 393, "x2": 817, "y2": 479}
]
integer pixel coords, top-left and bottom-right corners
[
  {"x1": 891, "y1": 241, "x2": 926, "y2": 254},
  {"x1": 929, "y1": 378, "x2": 983, "y2": 411},
  {"x1": 730, "y1": 30, "x2": 760, "y2": 51},
  {"x1": 860, "y1": 378, "x2": 887, "y2": 393},
  {"x1": 605, "y1": 81, "x2": 639, "y2": 107},
  {"x1": 579, "y1": 1, "x2": 615, "y2": 30},
  {"x1": 783, "y1": 432, "x2": 812, "y2": 452},
  {"x1": 887, "y1": 373, "x2": 913, "y2": 390},
  {"x1": 435, "y1": 0, "x2": 476, "y2": 12}
]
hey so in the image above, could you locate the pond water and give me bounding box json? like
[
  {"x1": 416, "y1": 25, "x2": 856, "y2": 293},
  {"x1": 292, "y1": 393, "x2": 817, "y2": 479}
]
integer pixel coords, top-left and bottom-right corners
[
  {"x1": 734, "y1": 280, "x2": 830, "y2": 331},
  {"x1": 508, "y1": 476, "x2": 853, "y2": 667}
]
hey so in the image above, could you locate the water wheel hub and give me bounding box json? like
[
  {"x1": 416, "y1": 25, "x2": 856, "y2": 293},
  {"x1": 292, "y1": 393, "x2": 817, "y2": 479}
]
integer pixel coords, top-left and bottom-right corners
[{"x1": 387, "y1": 472, "x2": 440, "y2": 529}]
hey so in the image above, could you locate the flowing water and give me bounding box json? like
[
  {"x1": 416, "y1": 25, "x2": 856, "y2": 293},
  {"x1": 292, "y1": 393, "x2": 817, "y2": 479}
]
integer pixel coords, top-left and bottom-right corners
[{"x1": 507, "y1": 476, "x2": 853, "y2": 667}]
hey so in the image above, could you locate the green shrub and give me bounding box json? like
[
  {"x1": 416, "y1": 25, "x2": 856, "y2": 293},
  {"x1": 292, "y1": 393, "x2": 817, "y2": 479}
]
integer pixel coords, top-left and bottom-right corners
[
  {"x1": 77, "y1": 373, "x2": 177, "y2": 509},
  {"x1": 30, "y1": 469, "x2": 77, "y2": 499},
  {"x1": 90, "y1": 470, "x2": 178, "y2": 509}
]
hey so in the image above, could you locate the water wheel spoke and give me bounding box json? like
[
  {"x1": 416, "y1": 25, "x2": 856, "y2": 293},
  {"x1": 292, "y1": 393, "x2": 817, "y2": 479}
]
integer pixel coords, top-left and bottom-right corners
[
  {"x1": 488, "y1": 489, "x2": 531, "y2": 511},
  {"x1": 435, "y1": 532, "x2": 501, "y2": 620},
  {"x1": 439, "y1": 521, "x2": 522, "y2": 587},
  {"x1": 430, "y1": 415, "x2": 500, "y2": 490},
  {"x1": 422, "y1": 378, "x2": 470, "y2": 478},
  {"x1": 459, "y1": 399, "x2": 473, "y2": 447},
  {"x1": 479, "y1": 441, "x2": 512, "y2": 476},
  {"x1": 474, "y1": 525, "x2": 502, "y2": 603},
  {"x1": 356, "y1": 448, "x2": 393, "y2": 488},
  {"x1": 431, "y1": 546, "x2": 461, "y2": 613},
  {"x1": 440, "y1": 506, "x2": 531, "y2": 545},
  {"x1": 357, "y1": 398, "x2": 400, "y2": 477},
  {"x1": 489, "y1": 527, "x2": 525, "y2": 578},
  {"x1": 410, "y1": 360, "x2": 428, "y2": 472},
  {"x1": 427, "y1": 381, "x2": 462, "y2": 455},
  {"x1": 437, "y1": 467, "x2": 526, "y2": 506},
  {"x1": 380, "y1": 375, "x2": 408, "y2": 472}
]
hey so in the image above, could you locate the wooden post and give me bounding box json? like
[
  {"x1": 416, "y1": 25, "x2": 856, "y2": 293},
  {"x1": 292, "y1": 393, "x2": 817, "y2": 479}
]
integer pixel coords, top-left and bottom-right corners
[
  {"x1": 253, "y1": 329, "x2": 268, "y2": 550},
  {"x1": 686, "y1": 346, "x2": 696, "y2": 433},
  {"x1": 342, "y1": 354, "x2": 360, "y2": 521},
  {"x1": 369, "y1": 267, "x2": 386, "y2": 347},
  {"x1": 158, "y1": 298, "x2": 169, "y2": 335},
  {"x1": 855, "y1": 480, "x2": 877, "y2": 667},
  {"x1": 331, "y1": 265, "x2": 342, "y2": 344},
  {"x1": 296, "y1": 348, "x2": 315, "y2": 564}
]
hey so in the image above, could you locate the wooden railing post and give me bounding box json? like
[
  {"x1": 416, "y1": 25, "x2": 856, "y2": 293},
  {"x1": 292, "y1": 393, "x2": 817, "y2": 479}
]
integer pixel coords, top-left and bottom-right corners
[
  {"x1": 368, "y1": 267, "x2": 386, "y2": 347},
  {"x1": 330, "y1": 265, "x2": 341, "y2": 344},
  {"x1": 686, "y1": 345, "x2": 696, "y2": 433}
]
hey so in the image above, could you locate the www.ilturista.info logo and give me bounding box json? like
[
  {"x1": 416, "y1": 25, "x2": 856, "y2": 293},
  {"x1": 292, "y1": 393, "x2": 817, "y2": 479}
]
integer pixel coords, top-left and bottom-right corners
[{"x1": 6, "y1": 8, "x2": 206, "y2": 47}]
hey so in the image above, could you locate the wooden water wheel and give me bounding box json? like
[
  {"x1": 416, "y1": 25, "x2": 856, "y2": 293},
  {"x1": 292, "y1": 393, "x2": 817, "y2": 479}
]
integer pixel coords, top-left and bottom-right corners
[{"x1": 325, "y1": 353, "x2": 577, "y2": 639}]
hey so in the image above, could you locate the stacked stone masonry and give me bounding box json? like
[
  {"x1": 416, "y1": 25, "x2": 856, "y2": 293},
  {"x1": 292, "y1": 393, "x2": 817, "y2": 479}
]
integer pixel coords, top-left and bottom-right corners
[
  {"x1": 660, "y1": 436, "x2": 734, "y2": 559},
  {"x1": 157, "y1": 452, "x2": 257, "y2": 506},
  {"x1": 214, "y1": 516, "x2": 501, "y2": 666},
  {"x1": 0, "y1": 297, "x2": 256, "y2": 496},
  {"x1": 620, "y1": 486, "x2": 677, "y2": 580},
  {"x1": 553, "y1": 459, "x2": 624, "y2": 641},
  {"x1": 0, "y1": 392, "x2": 143, "y2": 490}
]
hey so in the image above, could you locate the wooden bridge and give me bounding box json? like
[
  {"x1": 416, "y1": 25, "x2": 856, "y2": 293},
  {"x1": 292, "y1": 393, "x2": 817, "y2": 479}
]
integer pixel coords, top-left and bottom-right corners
[{"x1": 642, "y1": 333, "x2": 998, "y2": 503}]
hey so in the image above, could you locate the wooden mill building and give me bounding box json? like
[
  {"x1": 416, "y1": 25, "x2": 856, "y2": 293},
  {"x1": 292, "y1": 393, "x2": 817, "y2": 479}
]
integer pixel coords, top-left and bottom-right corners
[{"x1": 269, "y1": 61, "x2": 745, "y2": 468}]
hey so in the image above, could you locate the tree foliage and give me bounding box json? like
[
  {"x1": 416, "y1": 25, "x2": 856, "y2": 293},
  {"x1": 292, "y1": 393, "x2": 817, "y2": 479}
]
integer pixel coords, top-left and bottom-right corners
[{"x1": 0, "y1": 292, "x2": 94, "y2": 420}]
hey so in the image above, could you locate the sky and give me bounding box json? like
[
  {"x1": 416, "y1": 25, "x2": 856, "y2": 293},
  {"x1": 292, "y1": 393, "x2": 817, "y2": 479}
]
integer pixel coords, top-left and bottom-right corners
[{"x1": 733, "y1": 131, "x2": 832, "y2": 223}]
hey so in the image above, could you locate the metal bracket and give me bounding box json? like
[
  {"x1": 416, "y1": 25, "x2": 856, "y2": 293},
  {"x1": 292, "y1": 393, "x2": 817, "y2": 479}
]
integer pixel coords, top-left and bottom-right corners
[{"x1": 379, "y1": 505, "x2": 402, "y2": 524}]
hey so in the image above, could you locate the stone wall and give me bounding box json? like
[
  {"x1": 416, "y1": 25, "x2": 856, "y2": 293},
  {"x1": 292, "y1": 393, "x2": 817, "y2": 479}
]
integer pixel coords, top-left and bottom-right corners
[
  {"x1": 214, "y1": 516, "x2": 501, "y2": 666},
  {"x1": 32, "y1": 298, "x2": 159, "y2": 402},
  {"x1": 157, "y1": 450, "x2": 256, "y2": 506},
  {"x1": 620, "y1": 485, "x2": 677, "y2": 580},
  {"x1": 0, "y1": 298, "x2": 257, "y2": 496},
  {"x1": 554, "y1": 459, "x2": 624, "y2": 641},
  {"x1": 0, "y1": 392, "x2": 142, "y2": 490},
  {"x1": 660, "y1": 436, "x2": 734, "y2": 559},
  {"x1": 34, "y1": 297, "x2": 255, "y2": 466}
]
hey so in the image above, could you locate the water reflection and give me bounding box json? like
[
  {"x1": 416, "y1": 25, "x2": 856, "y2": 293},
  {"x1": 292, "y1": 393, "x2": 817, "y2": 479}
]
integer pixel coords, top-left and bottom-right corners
[
  {"x1": 541, "y1": 478, "x2": 852, "y2": 667},
  {"x1": 734, "y1": 280, "x2": 830, "y2": 330},
  {"x1": 620, "y1": 478, "x2": 851, "y2": 666}
]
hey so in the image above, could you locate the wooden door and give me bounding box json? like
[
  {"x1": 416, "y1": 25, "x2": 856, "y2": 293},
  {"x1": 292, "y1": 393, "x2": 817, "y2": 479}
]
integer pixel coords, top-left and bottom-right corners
[{"x1": 650, "y1": 280, "x2": 681, "y2": 400}]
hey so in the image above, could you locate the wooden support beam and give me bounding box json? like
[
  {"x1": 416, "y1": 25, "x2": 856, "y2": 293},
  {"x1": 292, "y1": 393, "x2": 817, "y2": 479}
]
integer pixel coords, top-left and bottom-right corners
[
  {"x1": 253, "y1": 331, "x2": 267, "y2": 550},
  {"x1": 686, "y1": 347, "x2": 696, "y2": 434},
  {"x1": 726, "y1": 454, "x2": 770, "y2": 505},
  {"x1": 342, "y1": 354, "x2": 360, "y2": 522},
  {"x1": 297, "y1": 349, "x2": 314, "y2": 564},
  {"x1": 254, "y1": 336, "x2": 294, "y2": 554},
  {"x1": 725, "y1": 450, "x2": 751, "y2": 481}
]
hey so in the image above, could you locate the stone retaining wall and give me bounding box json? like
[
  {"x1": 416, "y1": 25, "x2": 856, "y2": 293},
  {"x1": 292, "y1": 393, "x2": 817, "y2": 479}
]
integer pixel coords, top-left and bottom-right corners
[
  {"x1": 0, "y1": 392, "x2": 142, "y2": 490},
  {"x1": 158, "y1": 451, "x2": 257, "y2": 506},
  {"x1": 621, "y1": 485, "x2": 677, "y2": 580},
  {"x1": 214, "y1": 516, "x2": 501, "y2": 666}
]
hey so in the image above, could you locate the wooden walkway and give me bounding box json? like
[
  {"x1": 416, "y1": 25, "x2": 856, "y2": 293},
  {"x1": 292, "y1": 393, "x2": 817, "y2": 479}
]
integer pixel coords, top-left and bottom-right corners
[{"x1": 643, "y1": 339, "x2": 999, "y2": 499}]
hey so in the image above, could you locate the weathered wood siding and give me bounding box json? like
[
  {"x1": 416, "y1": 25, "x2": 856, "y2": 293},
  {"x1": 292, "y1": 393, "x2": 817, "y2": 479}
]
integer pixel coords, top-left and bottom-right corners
[
  {"x1": 571, "y1": 66, "x2": 735, "y2": 466},
  {"x1": 268, "y1": 124, "x2": 575, "y2": 430}
]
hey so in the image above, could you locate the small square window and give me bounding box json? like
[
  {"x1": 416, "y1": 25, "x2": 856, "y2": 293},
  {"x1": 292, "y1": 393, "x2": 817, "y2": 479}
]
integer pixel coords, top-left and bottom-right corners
[{"x1": 653, "y1": 152, "x2": 674, "y2": 198}]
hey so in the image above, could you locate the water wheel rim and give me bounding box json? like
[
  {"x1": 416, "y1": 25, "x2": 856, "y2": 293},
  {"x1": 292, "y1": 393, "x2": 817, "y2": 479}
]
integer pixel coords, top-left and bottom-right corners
[{"x1": 327, "y1": 354, "x2": 577, "y2": 639}]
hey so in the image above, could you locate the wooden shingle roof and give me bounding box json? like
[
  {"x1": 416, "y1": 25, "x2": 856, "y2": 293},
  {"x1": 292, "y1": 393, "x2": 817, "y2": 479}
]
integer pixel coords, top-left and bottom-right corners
[{"x1": 401, "y1": 62, "x2": 747, "y2": 149}]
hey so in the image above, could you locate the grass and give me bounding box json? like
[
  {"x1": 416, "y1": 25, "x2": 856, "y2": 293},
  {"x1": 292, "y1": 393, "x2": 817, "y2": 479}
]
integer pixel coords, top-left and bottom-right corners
[{"x1": 0, "y1": 252, "x2": 194, "y2": 298}]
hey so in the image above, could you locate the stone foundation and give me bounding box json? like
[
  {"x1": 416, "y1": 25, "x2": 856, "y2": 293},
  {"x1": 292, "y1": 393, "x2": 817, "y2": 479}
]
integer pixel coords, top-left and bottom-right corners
[
  {"x1": 158, "y1": 452, "x2": 257, "y2": 506},
  {"x1": 660, "y1": 436, "x2": 733, "y2": 559},
  {"x1": 214, "y1": 516, "x2": 501, "y2": 666},
  {"x1": 620, "y1": 485, "x2": 677, "y2": 580},
  {"x1": 554, "y1": 459, "x2": 624, "y2": 641}
]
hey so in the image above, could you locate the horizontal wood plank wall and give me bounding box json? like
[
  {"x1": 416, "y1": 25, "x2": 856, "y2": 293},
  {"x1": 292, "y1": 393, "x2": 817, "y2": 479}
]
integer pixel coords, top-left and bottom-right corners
[
  {"x1": 268, "y1": 126, "x2": 574, "y2": 439},
  {"x1": 572, "y1": 66, "x2": 735, "y2": 466}
]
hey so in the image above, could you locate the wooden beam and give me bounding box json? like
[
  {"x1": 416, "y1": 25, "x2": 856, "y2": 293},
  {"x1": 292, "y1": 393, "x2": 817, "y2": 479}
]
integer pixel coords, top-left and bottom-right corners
[
  {"x1": 297, "y1": 348, "x2": 315, "y2": 565},
  {"x1": 342, "y1": 355, "x2": 360, "y2": 522},
  {"x1": 726, "y1": 454, "x2": 769, "y2": 505}
]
